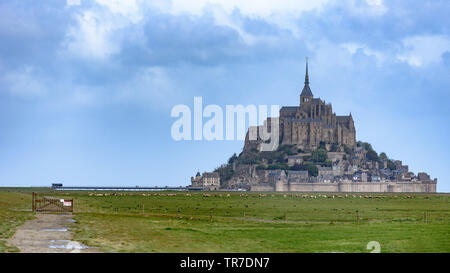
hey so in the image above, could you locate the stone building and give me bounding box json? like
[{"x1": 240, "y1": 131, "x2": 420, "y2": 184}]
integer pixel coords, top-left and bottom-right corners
[
  {"x1": 287, "y1": 155, "x2": 304, "y2": 166},
  {"x1": 278, "y1": 59, "x2": 356, "y2": 151},
  {"x1": 418, "y1": 172, "x2": 431, "y2": 181},
  {"x1": 244, "y1": 59, "x2": 356, "y2": 152},
  {"x1": 268, "y1": 170, "x2": 287, "y2": 184},
  {"x1": 327, "y1": 152, "x2": 346, "y2": 163},
  {"x1": 191, "y1": 172, "x2": 220, "y2": 190},
  {"x1": 287, "y1": 170, "x2": 309, "y2": 182}
]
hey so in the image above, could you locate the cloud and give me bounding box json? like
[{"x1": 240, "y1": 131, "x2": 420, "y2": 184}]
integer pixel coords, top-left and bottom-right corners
[
  {"x1": 69, "y1": 0, "x2": 327, "y2": 49},
  {"x1": 67, "y1": 0, "x2": 81, "y2": 6},
  {"x1": 154, "y1": 0, "x2": 387, "y2": 40},
  {"x1": 0, "y1": 66, "x2": 48, "y2": 98},
  {"x1": 2, "y1": 0, "x2": 450, "y2": 108},
  {"x1": 204, "y1": 7, "x2": 281, "y2": 46},
  {"x1": 164, "y1": 0, "x2": 331, "y2": 18},
  {"x1": 112, "y1": 66, "x2": 181, "y2": 109},
  {"x1": 62, "y1": 0, "x2": 145, "y2": 59},
  {"x1": 397, "y1": 35, "x2": 450, "y2": 67},
  {"x1": 95, "y1": 0, "x2": 143, "y2": 23},
  {"x1": 346, "y1": 0, "x2": 387, "y2": 17},
  {"x1": 64, "y1": 10, "x2": 120, "y2": 59},
  {"x1": 366, "y1": 0, "x2": 382, "y2": 5},
  {"x1": 60, "y1": 0, "x2": 394, "y2": 59},
  {"x1": 341, "y1": 43, "x2": 385, "y2": 65}
]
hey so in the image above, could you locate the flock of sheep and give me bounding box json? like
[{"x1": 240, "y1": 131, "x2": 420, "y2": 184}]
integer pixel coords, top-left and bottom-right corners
[{"x1": 87, "y1": 192, "x2": 416, "y2": 199}]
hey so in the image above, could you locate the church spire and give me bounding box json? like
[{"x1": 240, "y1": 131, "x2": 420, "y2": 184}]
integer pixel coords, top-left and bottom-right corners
[
  {"x1": 300, "y1": 57, "x2": 313, "y2": 104},
  {"x1": 305, "y1": 56, "x2": 309, "y2": 85}
]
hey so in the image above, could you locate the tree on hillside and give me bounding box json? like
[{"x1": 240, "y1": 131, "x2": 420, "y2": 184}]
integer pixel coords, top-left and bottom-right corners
[
  {"x1": 366, "y1": 149, "x2": 379, "y2": 162},
  {"x1": 343, "y1": 144, "x2": 352, "y2": 155},
  {"x1": 228, "y1": 153, "x2": 238, "y2": 164},
  {"x1": 387, "y1": 160, "x2": 396, "y2": 170},
  {"x1": 319, "y1": 141, "x2": 326, "y2": 150},
  {"x1": 304, "y1": 164, "x2": 319, "y2": 177},
  {"x1": 238, "y1": 152, "x2": 260, "y2": 164},
  {"x1": 277, "y1": 144, "x2": 296, "y2": 155},
  {"x1": 214, "y1": 163, "x2": 234, "y2": 183},
  {"x1": 311, "y1": 148, "x2": 327, "y2": 163},
  {"x1": 293, "y1": 163, "x2": 318, "y2": 177},
  {"x1": 362, "y1": 142, "x2": 373, "y2": 151}
]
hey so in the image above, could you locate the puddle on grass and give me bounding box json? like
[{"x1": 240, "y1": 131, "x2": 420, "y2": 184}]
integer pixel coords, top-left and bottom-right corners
[{"x1": 43, "y1": 228, "x2": 69, "y2": 232}]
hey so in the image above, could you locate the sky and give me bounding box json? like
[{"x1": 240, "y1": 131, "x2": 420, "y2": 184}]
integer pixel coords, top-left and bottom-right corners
[{"x1": 0, "y1": 0, "x2": 449, "y2": 192}]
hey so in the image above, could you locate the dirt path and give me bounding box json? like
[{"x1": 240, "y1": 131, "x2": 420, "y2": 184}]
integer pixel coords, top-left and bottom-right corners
[{"x1": 7, "y1": 213, "x2": 99, "y2": 253}]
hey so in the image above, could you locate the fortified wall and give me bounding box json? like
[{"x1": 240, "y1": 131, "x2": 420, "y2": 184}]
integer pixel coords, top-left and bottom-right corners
[{"x1": 251, "y1": 180, "x2": 437, "y2": 193}]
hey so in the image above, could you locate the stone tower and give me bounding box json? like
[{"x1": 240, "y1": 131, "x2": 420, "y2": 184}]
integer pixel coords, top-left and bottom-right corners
[{"x1": 300, "y1": 57, "x2": 313, "y2": 105}]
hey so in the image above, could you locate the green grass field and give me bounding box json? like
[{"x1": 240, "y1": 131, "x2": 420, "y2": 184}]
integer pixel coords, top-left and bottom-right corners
[
  {"x1": 0, "y1": 191, "x2": 34, "y2": 252},
  {"x1": 1, "y1": 189, "x2": 449, "y2": 253}
]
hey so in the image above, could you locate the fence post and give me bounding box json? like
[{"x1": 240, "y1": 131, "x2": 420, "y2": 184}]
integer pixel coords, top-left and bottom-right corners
[{"x1": 32, "y1": 192, "x2": 35, "y2": 212}]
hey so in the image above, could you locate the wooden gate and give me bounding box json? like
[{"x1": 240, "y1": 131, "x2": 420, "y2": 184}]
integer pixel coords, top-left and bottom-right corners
[{"x1": 32, "y1": 192, "x2": 73, "y2": 213}]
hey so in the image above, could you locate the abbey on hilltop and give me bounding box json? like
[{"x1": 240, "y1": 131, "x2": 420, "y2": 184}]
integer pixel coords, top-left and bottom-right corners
[
  {"x1": 192, "y1": 58, "x2": 437, "y2": 193},
  {"x1": 280, "y1": 59, "x2": 356, "y2": 150}
]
